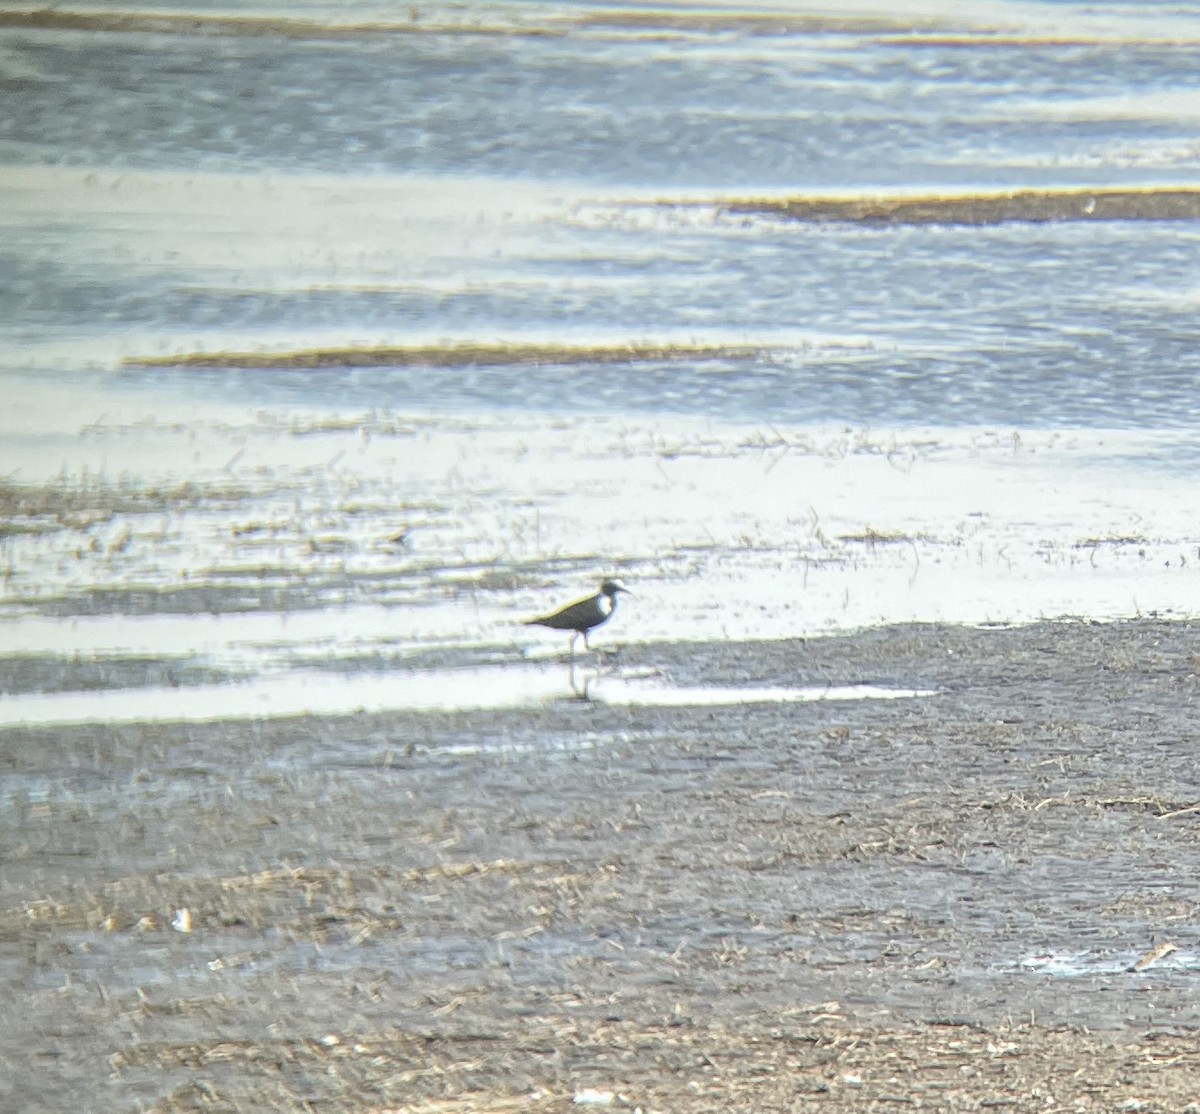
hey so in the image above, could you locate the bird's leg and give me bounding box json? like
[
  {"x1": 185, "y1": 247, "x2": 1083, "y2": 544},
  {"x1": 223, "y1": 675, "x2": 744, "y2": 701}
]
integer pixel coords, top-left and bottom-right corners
[{"x1": 568, "y1": 631, "x2": 578, "y2": 661}]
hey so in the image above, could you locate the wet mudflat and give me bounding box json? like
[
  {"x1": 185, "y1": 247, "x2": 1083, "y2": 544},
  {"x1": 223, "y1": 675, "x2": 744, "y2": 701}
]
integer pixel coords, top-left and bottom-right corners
[{"x1": 6, "y1": 618, "x2": 1200, "y2": 1111}]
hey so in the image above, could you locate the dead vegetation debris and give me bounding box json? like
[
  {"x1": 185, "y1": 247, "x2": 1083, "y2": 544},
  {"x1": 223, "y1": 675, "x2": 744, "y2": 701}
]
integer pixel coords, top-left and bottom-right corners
[
  {"x1": 103, "y1": 1018, "x2": 1200, "y2": 1113},
  {"x1": 0, "y1": 478, "x2": 239, "y2": 537}
]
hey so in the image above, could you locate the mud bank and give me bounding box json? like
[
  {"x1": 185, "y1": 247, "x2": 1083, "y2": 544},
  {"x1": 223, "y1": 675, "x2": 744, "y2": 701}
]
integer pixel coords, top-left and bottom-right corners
[
  {"x1": 121, "y1": 342, "x2": 775, "y2": 372},
  {"x1": 722, "y1": 187, "x2": 1200, "y2": 226},
  {"x1": 5, "y1": 618, "x2": 1200, "y2": 1110}
]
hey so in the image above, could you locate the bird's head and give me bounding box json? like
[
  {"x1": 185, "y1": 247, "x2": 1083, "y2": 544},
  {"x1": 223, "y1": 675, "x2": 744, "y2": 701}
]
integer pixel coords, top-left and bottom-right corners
[{"x1": 600, "y1": 578, "x2": 631, "y2": 599}]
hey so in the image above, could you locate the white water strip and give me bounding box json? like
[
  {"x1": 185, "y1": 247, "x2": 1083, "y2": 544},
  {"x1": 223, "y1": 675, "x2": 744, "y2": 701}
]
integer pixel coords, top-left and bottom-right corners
[
  {"x1": 0, "y1": 665, "x2": 934, "y2": 727},
  {"x1": 1017, "y1": 950, "x2": 1200, "y2": 977}
]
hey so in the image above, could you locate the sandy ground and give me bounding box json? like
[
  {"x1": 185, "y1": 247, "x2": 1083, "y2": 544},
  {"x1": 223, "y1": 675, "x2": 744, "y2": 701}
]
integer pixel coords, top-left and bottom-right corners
[{"x1": 6, "y1": 618, "x2": 1200, "y2": 1111}]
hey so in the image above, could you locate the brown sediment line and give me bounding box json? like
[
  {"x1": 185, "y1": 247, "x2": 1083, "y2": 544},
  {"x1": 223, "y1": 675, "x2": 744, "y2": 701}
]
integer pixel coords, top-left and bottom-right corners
[
  {"x1": 720, "y1": 187, "x2": 1200, "y2": 226},
  {"x1": 122, "y1": 341, "x2": 774, "y2": 371},
  {"x1": 0, "y1": 8, "x2": 957, "y2": 40},
  {"x1": 3, "y1": 8, "x2": 1196, "y2": 44},
  {"x1": 575, "y1": 11, "x2": 1200, "y2": 43},
  {"x1": 0, "y1": 8, "x2": 884, "y2": 40},
  {"x1": 572, "y1": 11, "x2": 944, "y2": 35},
  {"x1": 897, "y1": 34, "x2": 1200, "y2": 47},
  {"x1": 0, "y1": 8, "x2": 560, "y2": 39}
]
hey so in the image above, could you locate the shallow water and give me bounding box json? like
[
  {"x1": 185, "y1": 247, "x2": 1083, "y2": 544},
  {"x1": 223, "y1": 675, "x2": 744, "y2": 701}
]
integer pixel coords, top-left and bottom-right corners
[
  {"x1": 5, "y1": 2, "x2": 1200, "y2": 427},
  {"x1": 0, "y1": 656, "x2": 936, "y2": 725}
]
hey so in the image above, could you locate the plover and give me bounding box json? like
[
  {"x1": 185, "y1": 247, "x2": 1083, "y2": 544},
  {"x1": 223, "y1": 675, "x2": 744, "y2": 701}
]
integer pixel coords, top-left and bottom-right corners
[{"x1": 525, "y1": 578, "x2": 632, "y2": 658}]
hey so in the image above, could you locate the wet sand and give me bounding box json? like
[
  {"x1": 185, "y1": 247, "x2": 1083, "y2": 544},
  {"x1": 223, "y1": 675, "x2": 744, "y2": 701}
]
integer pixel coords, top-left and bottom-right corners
[{"x1": 7, "y1": 618, "x2": 1200, "y2": 1110}]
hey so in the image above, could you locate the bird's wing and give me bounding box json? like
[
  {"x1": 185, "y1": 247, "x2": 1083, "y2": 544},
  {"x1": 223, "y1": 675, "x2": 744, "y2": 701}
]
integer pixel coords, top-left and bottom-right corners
[{"x1": 527, "y1": 594, "x2": 602, "y2": 629}]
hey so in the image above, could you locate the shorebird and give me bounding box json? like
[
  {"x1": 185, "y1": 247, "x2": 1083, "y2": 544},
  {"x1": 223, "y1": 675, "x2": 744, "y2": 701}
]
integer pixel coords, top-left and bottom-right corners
[{"x1": 524, "y1": 578, "x2": 632, "y2": 659}]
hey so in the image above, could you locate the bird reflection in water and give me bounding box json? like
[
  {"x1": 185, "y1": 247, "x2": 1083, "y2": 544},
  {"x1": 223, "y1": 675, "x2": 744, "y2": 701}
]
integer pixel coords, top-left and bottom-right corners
[{"x1": 566, "y1": 648, "x2": 621, "y2": 701}]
